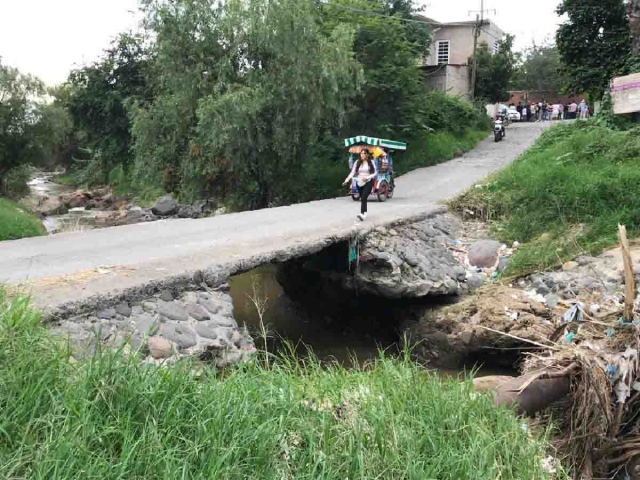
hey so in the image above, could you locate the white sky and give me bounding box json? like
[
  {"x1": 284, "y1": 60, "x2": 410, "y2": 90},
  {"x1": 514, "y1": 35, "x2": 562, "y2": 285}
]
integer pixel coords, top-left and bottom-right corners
[{"x1": 0, "y1": 0, "x2": 564, "y2": 86}]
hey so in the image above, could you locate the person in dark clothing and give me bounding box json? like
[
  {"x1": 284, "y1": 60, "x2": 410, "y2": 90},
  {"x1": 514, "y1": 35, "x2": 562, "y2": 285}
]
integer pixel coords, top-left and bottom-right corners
[{"x1": 343, "y1": 148, "x2": 378, "y2": 222}]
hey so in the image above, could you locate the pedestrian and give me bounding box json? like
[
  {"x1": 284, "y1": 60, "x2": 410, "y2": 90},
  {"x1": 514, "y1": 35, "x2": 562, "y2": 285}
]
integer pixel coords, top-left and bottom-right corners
[
  {"x1": 579, "y1": 99, "x2": 588, "y2": 119},
  {"x1": 538, "y1": 101, "x2": 545, "y2": 121},
  {"x1": 522, "y1": 105, "x2": 528, "y2": 122},
  {"x1": 569, "y1": 100, "x2": 578, "y2": 119},
  {"x1": 343, "y1": 148, "x2": 378, "y2": 222},
  {"x1": 552, "y1": 103, "x2": 560, "y2": 121},
  {"x1": 558, "y1": 103, "x2": 565, "y2": 120}
]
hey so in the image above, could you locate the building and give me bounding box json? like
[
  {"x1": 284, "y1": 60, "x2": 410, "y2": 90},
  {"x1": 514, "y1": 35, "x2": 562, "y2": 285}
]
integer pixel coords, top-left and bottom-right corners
[{"x1": 417, "y1": 17, "x2": 505, "y2": 101}]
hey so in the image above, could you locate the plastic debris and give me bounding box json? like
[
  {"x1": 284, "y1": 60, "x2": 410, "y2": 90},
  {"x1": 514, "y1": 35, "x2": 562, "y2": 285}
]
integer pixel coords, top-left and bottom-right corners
[
  {"x1": 564, "y1": 332, "x2": 576, "y2": 344},
  {"x1": 562, "y1": 302, "x2": 585, "y2": 323},
  {"x1": 606, "y1": 327, "x2": 616, "y2": 338},
  {"x1": 512, "y1": 240, "x2": 520, "y2": 249},
  {"x1": 492, "y1": 271, "x2": 499, "y2": 280}
]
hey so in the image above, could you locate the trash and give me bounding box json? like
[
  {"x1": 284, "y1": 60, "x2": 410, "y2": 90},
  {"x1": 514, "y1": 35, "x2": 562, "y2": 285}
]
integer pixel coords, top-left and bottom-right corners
[
  {"x1": 606, "y1": 327, "x2": 616, "y2": 338},
  {"x1": 589, "y1": 304, "x2": 601, "y2": 316},
  {"x1": 510, "y1": 311, "x2": 520, "y2": 321},
  {"x1": 564, "y1": 332, "x2": 576, "y2": 344},
  {"x1": 562, "y1": 302, "x2": 585, "y2": 323},
  {"x1": 512, "y1": 240, "x2": 520, "y2": 249},
  {"x1": 492, "y1": 271, "x2": 499, "y2": 280}
]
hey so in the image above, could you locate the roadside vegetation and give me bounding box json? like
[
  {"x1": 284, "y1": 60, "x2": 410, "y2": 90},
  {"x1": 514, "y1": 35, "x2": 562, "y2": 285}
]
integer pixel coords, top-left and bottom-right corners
[
  {"x1": 0, "y1": 290, "x2": 559, "y2": 479},
  {"x1": 451, "y1": 120, "x2": 640, "y2": 275},
  {"x1": 0, "y1": 198, "x2": 46, "y2": 241}
]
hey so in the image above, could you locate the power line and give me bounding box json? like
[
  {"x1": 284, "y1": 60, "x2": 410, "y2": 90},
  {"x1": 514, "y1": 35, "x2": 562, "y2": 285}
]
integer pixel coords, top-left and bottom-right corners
[{"x1": 317, "y1": 1, "x2": 433, "y2": 26}]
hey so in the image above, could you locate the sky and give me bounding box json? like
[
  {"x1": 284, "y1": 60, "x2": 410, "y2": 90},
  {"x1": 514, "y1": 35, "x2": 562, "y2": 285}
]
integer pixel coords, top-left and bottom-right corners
[{"x1": 0, "y1": 0, "x2": 564, "y2": 86}]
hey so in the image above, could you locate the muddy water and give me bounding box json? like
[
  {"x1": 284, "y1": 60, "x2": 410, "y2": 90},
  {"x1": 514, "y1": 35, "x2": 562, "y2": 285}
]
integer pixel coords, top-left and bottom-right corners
[{"x1": 229, "y1": 266, "x2": 517, "y2": 377}]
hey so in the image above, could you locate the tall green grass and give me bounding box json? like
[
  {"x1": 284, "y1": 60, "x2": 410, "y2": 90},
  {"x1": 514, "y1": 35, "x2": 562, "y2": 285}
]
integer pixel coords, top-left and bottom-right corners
[
  {"x1": 451, "y1": 121, "x2": 640, "y2": 275},
  {"x1": 0, "y1": 198, "x2": 46, "y2": 241},
  {"x1": 0, "y1": 291, "x2": 560, "y2": 479}
]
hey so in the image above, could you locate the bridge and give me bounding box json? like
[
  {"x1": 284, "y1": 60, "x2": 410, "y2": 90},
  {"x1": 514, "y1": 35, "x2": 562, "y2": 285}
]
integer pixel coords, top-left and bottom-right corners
[{"x1": 0, "y1": 123, "x2": 548, "y2": 317}]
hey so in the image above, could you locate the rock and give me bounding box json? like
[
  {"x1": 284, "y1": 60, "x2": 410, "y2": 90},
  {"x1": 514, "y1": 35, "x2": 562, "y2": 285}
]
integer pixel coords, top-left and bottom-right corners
[
  {"x1": 402, "y1": 253, "x2": 420, "y2": 268},
  {"x1": 453, "y1": 266, "x2": 467, "y2": 281},
  {"x1": 177, "y1": 205, "x2": 202, "y2": 219},
  {"x1": 562, "y1": 261, "x2": 578, "y2": 271},
  {"x1": 148, "y1": 336, "x2": 174, "y2": 359},
  {"x1": 468, "y1": 240, "x2": 502, "y2": 268},
  {"x1": 195, "y1": 322, "x2": 226, "y2": 340},
  {"x1": 115, "y1": 303, "x2": 132, "y2": 317},
  {"x1": 158, "y1": 301, "x2": 188, "y2": 322},
  {"x1": 159, "y1": 323, "x2": 197, "y2": 349},
  {"x1": 214, "y1": 206, "x2": 227, "y2": 216},
  {"x1": 545, "y1": 294, "x2": 561, "y2": 309},
  {"x1": 160, "y1": 290, "x2": 174, "y2": 302},
  {"x1": 187, "y1": 304, "x2": 210, "y2": 321},
  {"x1": 459, "y1": 331, "x2": 475, "y2": 345},
  {"x1": 497, "y1": 256, "x2": 511, "y2": 273},
  {"x1": 151, "y1": 195, "x2": 178, "y2": 216},
  {"x1": 467, "y1": 274, "x2": 486, "y2": 289},
  {"x1": 579, "y1": 278, "x2": 596, "y2": 290},
  {"x1": 576, "y1": 256, "x2": 597, "y2": 266},
  {"x1": 210, "y1": 314, "x2": 237, "y2": 328},
  {"x1": 97, "y1": 308, "x2": 116, "y2": 320},
  {"x1": 134, "y1": 314, "x2": 159, "y2": 336},
  {"x1": 198, "y1": 297, "x2": 223, "y2": 315},
  {"x1": 537, "y1": 284, "x2": 551, "y2": 295},
  {"x1": 61, "y1": 191, "x2": 90, "y2": 209},
  {"x1": 36, "y1": 197, "x2": 68, "y2": 216},
  {"x1": 217, "y1": 350, "x2": 244, "y2": 369},
  {"x1": 143, "y1": 302, "x2": 158, "y2": 313}
]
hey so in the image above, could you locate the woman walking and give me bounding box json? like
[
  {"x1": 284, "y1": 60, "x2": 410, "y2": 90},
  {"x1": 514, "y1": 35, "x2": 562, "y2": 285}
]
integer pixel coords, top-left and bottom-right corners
[{"x1": 343, "y1": 148, "x2": 378, "y2": 222}]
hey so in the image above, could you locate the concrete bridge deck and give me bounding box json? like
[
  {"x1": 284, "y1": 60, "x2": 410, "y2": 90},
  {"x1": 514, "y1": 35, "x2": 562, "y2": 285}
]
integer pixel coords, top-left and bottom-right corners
[{"x1": 0, "y1": 123, "x2": 549, "y2": 316}]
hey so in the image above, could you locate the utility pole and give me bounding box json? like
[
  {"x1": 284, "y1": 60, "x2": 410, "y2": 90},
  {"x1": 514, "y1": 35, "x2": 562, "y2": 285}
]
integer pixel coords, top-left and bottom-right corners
[{"x1": 469, "y1": 0, "x2": 495, "y2": 100}]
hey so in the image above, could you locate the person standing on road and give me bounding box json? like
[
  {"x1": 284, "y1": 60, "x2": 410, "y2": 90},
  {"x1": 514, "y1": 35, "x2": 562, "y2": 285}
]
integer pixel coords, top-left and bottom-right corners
[
  {"x1": 569, "y1": 101, "x2": 578, "y2": 119},
  {"x1": 579, "y1": 100, "x2": 588, "y2": 119},
  {"x1": 343, "y1": 148, "x2": 378, "y2": 222}
]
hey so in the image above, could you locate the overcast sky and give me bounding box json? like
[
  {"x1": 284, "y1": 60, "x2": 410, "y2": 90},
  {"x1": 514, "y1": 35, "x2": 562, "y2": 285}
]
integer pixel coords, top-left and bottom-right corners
[{"x1": 0, "y1": 0, "x2": 564, "y2": 86}]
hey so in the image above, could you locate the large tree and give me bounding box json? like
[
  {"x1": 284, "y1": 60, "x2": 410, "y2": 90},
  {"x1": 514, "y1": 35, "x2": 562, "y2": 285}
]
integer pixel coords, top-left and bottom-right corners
[
  {"x1": 64, "y1": 33, "x2": 153, "y2": 183},
  {"x1": 473, "y1": 35, "x2": 517, "y2": 104},
  {"x1": 0, "y1": 59, "x2": 71, "y2": 196},
  {"x1": 630, "y1": 0, "x2": 640, "y2": 55},
  {"x1": 556, "y1": 0, "x2": 631, "y2": 99},
  {"x1": 512, "y1": 43, "x2": 568, "y2": 97}
]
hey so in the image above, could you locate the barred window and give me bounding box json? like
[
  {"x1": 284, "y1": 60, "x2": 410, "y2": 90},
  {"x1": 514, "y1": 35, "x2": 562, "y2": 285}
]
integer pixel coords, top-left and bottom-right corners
[{"x1": 436, "y1": 40, "x2": 450, "y2": 65}]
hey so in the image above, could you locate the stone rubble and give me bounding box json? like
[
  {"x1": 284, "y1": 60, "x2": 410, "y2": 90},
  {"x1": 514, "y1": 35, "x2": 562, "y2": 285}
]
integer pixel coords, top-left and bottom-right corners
[{"x1": 48, "y1": 284, "x2": 256, "y2": 369}]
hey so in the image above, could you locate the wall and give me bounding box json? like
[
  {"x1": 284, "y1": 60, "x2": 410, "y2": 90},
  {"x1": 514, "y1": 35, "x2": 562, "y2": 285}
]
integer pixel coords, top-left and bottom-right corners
[
  {"x1": 424, "y1": 21, "x2": 505, "y2": 67},
  {"x1": 508, "y1": 90, "x2": 585, "y2": 106},
  {"x1": 421, "y1": 65, "x2": 471, "y2": 100}
]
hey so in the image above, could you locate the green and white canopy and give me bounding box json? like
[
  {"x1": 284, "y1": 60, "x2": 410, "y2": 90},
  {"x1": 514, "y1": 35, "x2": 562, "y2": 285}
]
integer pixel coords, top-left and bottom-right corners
[{"x1": 344, "y1": 135, "x2": 407, "y2": 151}]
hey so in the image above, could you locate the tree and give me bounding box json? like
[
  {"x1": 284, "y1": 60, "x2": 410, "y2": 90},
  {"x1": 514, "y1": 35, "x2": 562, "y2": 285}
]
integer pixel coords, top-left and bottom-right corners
[
  {"x1": 556, "y1": 0, "x2": 631, "y2": 99},
  {"x1": 512, "y1": 43, "x2": 569, "y2": 97},
  {"x1": 630, "y1": 0, "x2": 640, "y2": 55},
  {"x1": 473, "y1": 35, "x2": 517, "y2": 104},
  {"x1": 64, "y1": 33, "x2": 153, "y2": 183},
  {"x1": 195, "y1": 0, "x2": 361, "y2": 208}
]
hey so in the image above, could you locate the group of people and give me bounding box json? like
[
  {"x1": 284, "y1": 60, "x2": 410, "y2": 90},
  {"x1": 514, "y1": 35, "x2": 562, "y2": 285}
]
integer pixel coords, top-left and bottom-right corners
[{"x1": 512, "y1": 99, "x2": 590, "y2": 122}]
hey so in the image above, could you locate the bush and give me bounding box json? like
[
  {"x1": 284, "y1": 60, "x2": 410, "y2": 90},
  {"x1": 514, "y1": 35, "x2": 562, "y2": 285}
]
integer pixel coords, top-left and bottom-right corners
[
  {"x1": 0, "y1": 198, "x2": 46, "y2": 241},
  {"x1": 451, "y1": 120, "x2": 640, "y2": 274},
  {"x1": 0, "y1": 291, "x2": 562, "y2": 480},
  {"x1": 1, "y1": 165, "x2": 33, "y2": 199}
]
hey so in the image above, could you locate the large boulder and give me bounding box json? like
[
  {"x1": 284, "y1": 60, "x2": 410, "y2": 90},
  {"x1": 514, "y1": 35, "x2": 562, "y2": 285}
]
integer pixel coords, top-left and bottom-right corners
[
  {"x1": 151, "y1": 195, "x2": 178, "y2": 216},
  {"x1": 36, "y1": 197, "x2": 68, "y2": 216},
  {"x1": 61, "y1": 191, "x2": 91, "y2": 209},
  {"x1": 468, "y1": 240, "x2": 502, "y2": 268}
]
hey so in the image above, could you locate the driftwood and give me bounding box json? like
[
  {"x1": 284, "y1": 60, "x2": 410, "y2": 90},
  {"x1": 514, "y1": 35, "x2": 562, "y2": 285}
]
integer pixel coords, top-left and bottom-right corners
[{"x1": 619, "y1": 224, "x2": 636, "y2": 322}]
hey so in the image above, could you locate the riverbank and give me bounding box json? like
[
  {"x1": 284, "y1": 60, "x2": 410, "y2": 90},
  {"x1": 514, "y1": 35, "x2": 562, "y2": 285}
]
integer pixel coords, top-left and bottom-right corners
[
  {"x1": 0, "y1": 198, "x2": 46, "y2": 241},
  {"x1": 0, "y1": 290, "x2": 561, "y2": 479}
]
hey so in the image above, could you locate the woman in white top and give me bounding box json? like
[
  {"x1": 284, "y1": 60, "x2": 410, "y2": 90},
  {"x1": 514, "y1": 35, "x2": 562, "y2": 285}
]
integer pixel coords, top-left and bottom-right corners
[{"x1": 343, "y1": 148, "x2": 378, "y2": 222}]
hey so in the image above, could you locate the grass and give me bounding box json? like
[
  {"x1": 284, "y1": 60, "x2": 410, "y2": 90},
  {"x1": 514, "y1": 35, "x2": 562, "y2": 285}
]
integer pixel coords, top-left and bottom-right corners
[
  {"x1": 450, "y1": 120, "x2": 640, "y2": 275},
  {"x1": 0, "y1": 290, "x2": 561, "y2": 480},
  {"x1": 0, "y1": 198, "x2": 46, "y2": 241}
]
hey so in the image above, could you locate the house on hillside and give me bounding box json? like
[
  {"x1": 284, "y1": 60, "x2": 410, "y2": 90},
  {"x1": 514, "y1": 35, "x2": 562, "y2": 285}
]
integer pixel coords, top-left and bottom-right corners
[{"x1": 417, "y1": 17, "x2": 505, "y2": 101}]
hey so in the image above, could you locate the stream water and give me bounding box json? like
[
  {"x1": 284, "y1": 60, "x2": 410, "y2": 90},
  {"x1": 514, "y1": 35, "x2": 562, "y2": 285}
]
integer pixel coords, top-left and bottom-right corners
[
  {"x1": 229, "y1": 266, "x2": 516, "y2": 378},
  {"x1": 27, "y1": 173, "x2": 108, "y2": 233}
]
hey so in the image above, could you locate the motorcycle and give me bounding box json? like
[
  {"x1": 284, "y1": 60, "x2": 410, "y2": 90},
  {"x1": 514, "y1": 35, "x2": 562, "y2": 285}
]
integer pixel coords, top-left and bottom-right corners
[{"x1": 494, "y1": 117, "x2": 506, "y2": 142}]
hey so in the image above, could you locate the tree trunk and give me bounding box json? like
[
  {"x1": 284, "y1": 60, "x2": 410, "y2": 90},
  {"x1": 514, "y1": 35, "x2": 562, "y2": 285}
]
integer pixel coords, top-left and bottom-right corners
[{"x1": 630, "y1": 0, "x2": 640, "y2": 55}]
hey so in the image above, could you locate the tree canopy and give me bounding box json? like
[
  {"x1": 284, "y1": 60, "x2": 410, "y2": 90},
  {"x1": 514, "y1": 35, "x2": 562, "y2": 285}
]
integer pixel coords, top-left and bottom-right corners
[
  {"x1": 512, "y1": 43, "x2": 568, "y2": 98},
  {"x1": 473, "y1": 35, "x2": 517, "y2": 104},
  {"x1": 556, "y1": 0, "x2": 631, "y2": 99}
]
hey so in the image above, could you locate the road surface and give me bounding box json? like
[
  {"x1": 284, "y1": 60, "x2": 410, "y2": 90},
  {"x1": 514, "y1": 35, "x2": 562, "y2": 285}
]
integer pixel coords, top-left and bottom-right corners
[{"x1": 0, "y1": 122, "x2": 549, "y2": 313}]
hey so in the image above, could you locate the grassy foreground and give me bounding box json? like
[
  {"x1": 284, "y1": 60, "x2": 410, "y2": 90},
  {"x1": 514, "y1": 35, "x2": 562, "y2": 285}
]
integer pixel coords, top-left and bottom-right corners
[
  {"x1": 0, "y1": 291, "x2": 559, "y2": 479},
  {"x1": 451, "y1": 121, "x2": 640, "y2": 275},
  {"x1": 0, "y1": 198, "x2": 46, "y2": 241}
]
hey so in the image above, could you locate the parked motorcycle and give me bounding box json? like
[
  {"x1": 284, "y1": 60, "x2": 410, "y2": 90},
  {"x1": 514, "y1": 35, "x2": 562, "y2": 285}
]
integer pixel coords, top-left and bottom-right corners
[{"x1": 494, "y1": 117, "x2": 506, "y2": 143}]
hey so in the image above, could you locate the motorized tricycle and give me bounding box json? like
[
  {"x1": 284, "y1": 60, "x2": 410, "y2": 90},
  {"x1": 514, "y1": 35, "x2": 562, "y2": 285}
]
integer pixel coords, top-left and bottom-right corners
[{"x1": 344, "y1": 136, "x2": 407, "y2": 202}]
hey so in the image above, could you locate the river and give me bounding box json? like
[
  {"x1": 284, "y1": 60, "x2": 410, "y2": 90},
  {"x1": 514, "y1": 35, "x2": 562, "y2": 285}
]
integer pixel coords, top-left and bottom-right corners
[{"x1": 27, "y1": 173, "x2": 111, "y2": 234}]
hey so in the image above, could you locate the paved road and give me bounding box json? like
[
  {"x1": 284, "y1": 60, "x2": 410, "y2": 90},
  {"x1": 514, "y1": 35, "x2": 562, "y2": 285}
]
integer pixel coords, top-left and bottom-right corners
[{"x1": 1, "y1": 122, "x2": 549, "y2": 311}]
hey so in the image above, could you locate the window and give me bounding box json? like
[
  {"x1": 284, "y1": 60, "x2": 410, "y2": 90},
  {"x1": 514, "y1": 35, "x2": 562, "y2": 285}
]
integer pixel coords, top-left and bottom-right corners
[
  {"x1": 436, "y1": 40, "x2": 450, "y2": 65},
  {"x1": 493, "y1": 41, "x2": 500, "y2": 53}
]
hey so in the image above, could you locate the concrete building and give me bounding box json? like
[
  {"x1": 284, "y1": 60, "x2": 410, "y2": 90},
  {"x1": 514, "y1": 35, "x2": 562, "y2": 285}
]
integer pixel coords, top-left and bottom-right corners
[{"x1": 417, "y1": 17, "x2": 505, "y2": 101}]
